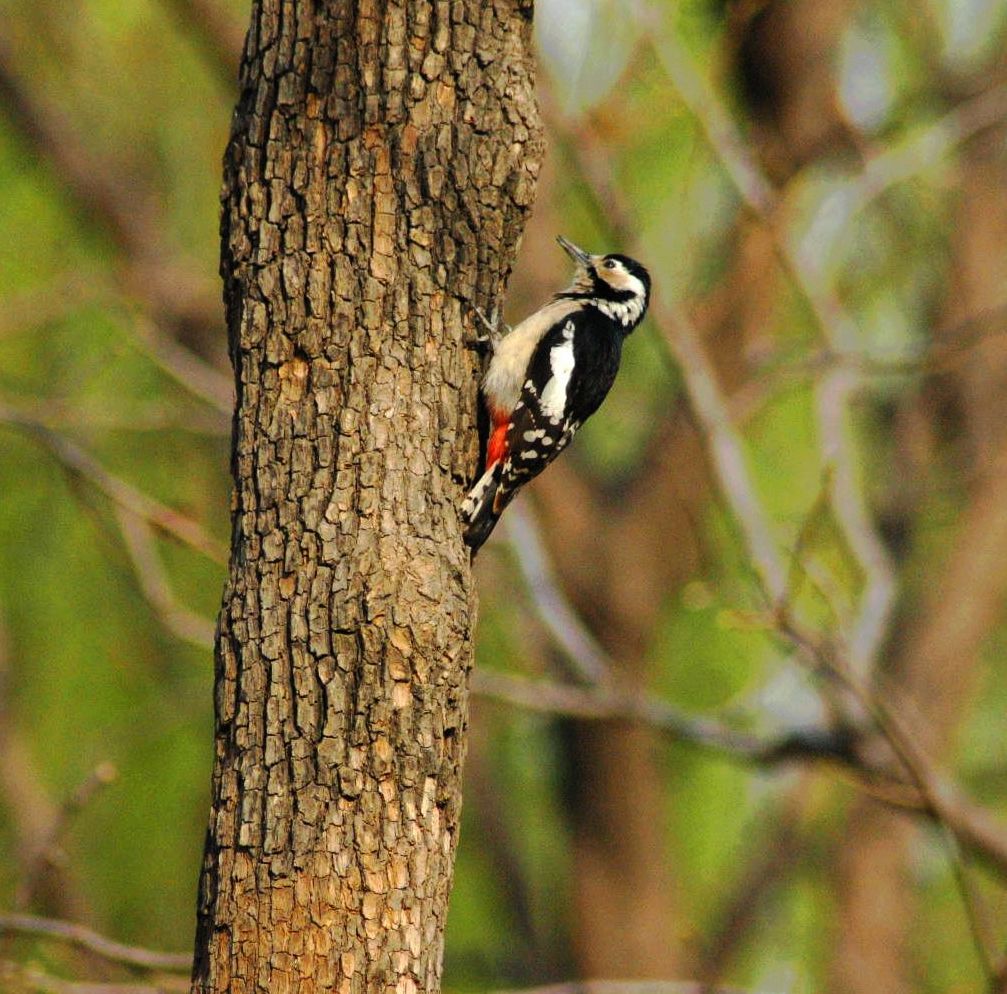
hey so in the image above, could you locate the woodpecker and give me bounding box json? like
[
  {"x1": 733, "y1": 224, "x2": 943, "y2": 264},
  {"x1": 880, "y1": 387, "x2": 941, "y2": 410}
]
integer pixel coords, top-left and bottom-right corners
[{"x1": 461, "y1": 235, "x2": 651, "y2": 552}]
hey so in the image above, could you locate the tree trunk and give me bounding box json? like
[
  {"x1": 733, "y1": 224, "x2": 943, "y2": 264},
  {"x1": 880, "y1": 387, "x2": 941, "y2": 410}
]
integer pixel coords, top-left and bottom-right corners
[{"x1": 190, "y1": 3, "x2": 543, "y2": 992}]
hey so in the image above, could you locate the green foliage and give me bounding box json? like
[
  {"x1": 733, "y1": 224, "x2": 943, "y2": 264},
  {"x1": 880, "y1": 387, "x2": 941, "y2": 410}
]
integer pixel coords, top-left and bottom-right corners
[{"x1": 2, "y1": 0, "x2": 1007, "y2": 990}]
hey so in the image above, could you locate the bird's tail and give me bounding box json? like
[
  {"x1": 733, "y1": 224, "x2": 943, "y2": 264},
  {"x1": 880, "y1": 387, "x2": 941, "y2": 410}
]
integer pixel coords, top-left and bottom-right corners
[{"x1": 461, "y1": 462, "x2": 504, "y2": 553}]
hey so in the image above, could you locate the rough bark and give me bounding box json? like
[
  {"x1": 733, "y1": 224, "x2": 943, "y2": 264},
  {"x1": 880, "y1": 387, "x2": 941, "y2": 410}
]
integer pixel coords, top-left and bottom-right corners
[{"x1": 190, "y1": 3, "x2": 543, "y2": 993}]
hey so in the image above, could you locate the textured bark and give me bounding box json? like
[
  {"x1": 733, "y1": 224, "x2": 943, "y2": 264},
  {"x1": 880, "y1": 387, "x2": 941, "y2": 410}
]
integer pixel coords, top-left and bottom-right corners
[{"x1": 190, "y1": 3, "x2": 543, "y2": 993}]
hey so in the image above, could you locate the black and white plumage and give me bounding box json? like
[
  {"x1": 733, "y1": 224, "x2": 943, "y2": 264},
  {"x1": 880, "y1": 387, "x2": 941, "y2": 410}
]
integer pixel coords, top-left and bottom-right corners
[{"x1": 462, "y1": 235, "x2": 651, "y2": 552}]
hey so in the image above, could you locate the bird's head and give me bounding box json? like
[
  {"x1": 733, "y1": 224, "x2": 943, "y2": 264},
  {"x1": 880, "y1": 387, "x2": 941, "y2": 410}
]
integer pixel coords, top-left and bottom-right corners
[{"x1": 556, "y1": 235, "x2": 651, "y2": 332}]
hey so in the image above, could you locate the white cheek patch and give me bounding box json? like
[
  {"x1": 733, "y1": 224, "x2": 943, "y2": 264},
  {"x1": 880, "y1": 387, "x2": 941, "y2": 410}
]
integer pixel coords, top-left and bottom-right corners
[
  {"x1": 539, "y1": 322, "x2": 576, "y2": 421},
  {"x1": 622, "y1": 272, "x2": 645, "y2": 299}
]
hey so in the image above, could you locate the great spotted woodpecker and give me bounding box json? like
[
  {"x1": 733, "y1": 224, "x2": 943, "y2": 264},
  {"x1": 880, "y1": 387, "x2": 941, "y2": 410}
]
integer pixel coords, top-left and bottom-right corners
[{"x1": 461, "y1": 235, "x2": 651, "y2": 552}]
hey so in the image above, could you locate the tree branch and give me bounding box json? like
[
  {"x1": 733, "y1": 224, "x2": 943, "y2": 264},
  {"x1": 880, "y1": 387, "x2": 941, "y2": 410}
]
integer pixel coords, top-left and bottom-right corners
[
  {"x1": 0, "y1": 407, "x2": 227, "y2": 564},
  {"x1": 0, "y1": 914, "x2": 191, "y2": 972}
]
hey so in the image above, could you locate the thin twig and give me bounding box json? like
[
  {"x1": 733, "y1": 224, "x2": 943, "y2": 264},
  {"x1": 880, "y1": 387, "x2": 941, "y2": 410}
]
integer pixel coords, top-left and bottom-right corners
[
  {"x1": 814, "y1": 367, "x2": 896, "y2": 679},
  {"x1": 115, "y1": 509, "x2": 217, "y2": 649},
  {"x1": 501, "y1": 502, "x2": 611, "y2": 685},
  {"x1": 652, "y1": 25, "x2": 898, "y2": 683},
  {"x1": 157, "y1": 0, "x2": 245, "y2": 88},
  {"x1": 0, "y1": 406, "x2": 227, "y2": 565},
  {"x1": 126, "y1": 310, "x2": 232, "y2": 416},
  {"x1": 0, "y1": 914, "x2": 191, "y2": 972},
  {"x1": 15, "y1": 764, "x2": 118, "y2": 912},
  {"x1": 475, "y1": 670, "x2": 862, "y2": 771},
  {"x1": 472, "y1": 668, "x2": 1007, "y2": 876},
  {"x1": 495, "y1": 980, "x2": 767, "y2": 994},
  {"x1": 657, "y1": 301, "x2": 788, "y2": 603},
  {"x1": 0, "y1": 960, "x2": 186, "y2": 994}
]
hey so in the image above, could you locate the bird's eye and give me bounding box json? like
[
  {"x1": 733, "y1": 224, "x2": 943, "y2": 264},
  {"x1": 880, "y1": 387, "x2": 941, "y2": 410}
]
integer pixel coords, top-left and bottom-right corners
[{"x1": 603, "y1": 259, "x2": 617, "y2": 270}]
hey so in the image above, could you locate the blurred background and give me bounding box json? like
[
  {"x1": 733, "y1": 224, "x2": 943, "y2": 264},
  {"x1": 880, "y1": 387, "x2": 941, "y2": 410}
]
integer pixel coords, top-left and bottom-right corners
[{"x1": 1, "y1": 0, "x2": 1007, "y2": 992}]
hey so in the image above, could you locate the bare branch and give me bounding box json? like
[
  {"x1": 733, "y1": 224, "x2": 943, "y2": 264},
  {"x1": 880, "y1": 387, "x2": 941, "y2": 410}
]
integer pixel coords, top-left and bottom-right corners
[
  {"x1": 115, "y1": 509, "x2": 216, "y2": 649},
  {"x1": 652, "y1": 28, "x2": 898, "y2": 682},
  {"x1": 157, "y1": 0, "x2": 245, "y2": 89},
  {"x1": 0, "y1": 913, "x2": 191, "y2": 972},
  {"x1": 656, "y1": 301, "x2": 789, "y2": 603},
  {"x1": 471, "y1": 664, "x2": 1007, "y2": 878},
  {"x1": 126, "y1": 311, "x2": 232, "y2": 416},
  {"x1": 15, "y1": 764, "x2": 118, "y2": 913},
  {"x1": 843, "y1": 81, "x2": 1007, "y2": 221},
  {"x1": 0, "y1": 961, "x2": 185, "y2": 994},
  {"x1": 0, "y1": 406, "x2": 227, "y2": 564},
  {"x1": 649, "y1": 30, "x2": 777, "y2": 216},
  {"x1": 473, "y1": 670, "x2": 856, "y2": 768},
  {"x1": 0, "y1": 31, "x2": 221, "y2": 340},
  {"x1": 495, "y1": 980, "x2": 765, "y2": 994},
  {"x1": 501, "y1": 502, "x2": 612, "y2": 685},
  {"x1": 815, "y1": 367, "x2": 896, "y2": 679}
]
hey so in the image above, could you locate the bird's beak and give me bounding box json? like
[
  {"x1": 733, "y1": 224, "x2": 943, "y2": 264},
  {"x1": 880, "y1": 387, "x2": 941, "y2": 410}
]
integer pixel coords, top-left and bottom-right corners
[{"x1": 557, "y1": 235, "x2": 591, "y2": 267}]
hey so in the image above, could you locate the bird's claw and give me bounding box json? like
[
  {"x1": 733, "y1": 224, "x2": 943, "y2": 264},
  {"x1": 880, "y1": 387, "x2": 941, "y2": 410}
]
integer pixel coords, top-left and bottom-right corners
[{"x1": 469, "y1": 305, "x2": 510, "y2": 353}]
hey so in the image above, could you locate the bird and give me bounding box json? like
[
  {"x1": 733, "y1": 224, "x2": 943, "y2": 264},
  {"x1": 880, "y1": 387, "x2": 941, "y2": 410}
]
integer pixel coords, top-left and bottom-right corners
[{"x1": 461, "y1": 234, "x2": 651, "y2": 552}]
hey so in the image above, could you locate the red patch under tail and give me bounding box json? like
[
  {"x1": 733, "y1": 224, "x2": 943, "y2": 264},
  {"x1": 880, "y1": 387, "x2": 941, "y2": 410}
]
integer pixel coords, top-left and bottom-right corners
[{"x1": 486, "y1": 409, "x2": 510, "y2": 469}]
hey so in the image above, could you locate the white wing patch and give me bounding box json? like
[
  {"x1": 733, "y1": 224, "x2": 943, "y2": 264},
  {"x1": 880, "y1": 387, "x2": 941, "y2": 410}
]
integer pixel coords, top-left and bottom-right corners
[
  {"x1": 539, "y1": 321, "x2": 576, "y2": 422},
  {"x1": 482, "y1": 299, "x2": 579, "y2": 414}
]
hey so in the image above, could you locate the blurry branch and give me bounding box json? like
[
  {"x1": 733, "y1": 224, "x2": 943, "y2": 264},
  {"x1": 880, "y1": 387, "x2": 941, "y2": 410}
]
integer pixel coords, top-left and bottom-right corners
[
  {"x1": 544, "y1": 59, "x2": 1007, "y2": 961},
  {"x1": 650, "y1": 40, "x2": 1007, "y2": 684},
  {"x1": 659, "y1": 302, "x2": 789, "y2": 602},
  {"x1": 0, "y1": 406, "x2": 227, "y2": 565},
  {"x1": 15, "y1": 764, "x2": 118, "y2": 913},
  {"x1": 815, "y1": 368, "x2": 896, "y2": 679},
  {"x1": 0, "y1": 399, "x2": 229, "y2": 437},
  {"x1": 0, "y1": 961, "x2": 186, "y2": 994},
  {"x1": 0, "y1": 31, "x2": 222, "y2": 341},
  {"x1": 472, "y1": 670, "x2": 856, "y2": 768},
  {"x1": 115, "y1": 509, "x2": 216, "y2": 649},
  {"x1": 127, "y1": 311, "x2": 233, "y2": 415},
  {"x1": 652, "y1": 28, "x2": 897, "y2": 682},
  {"x1": 158, "y1": 0, "x2": 245, "y2": 88},
  {"x1": 472, "y1": 668, "x2": 1007, "y2": 877},
  {"x1": 0, "y1": 618, "x2": 91, "y2": 921},
  {"x1": 0, "y1": 913, "x2": 191, "y2": 972},
  {"x1": 496, "y1": 981, "x2": 765, "y2": 994},
  {"x1": 0, "y1": 273, "x2": 105, "y2": 341},
  {"x1": 647, "y1": 29, "x2": 779, "y2": 217},
  {"x1": 698, "y1": 786, "x2": 808, "y2": 983},
  {"x1": 841, "y1": 80, "x2": 1007, "y2": 222},
  {"x1": 501, "y1": 503, "x2": 612, "y2": 684}
]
